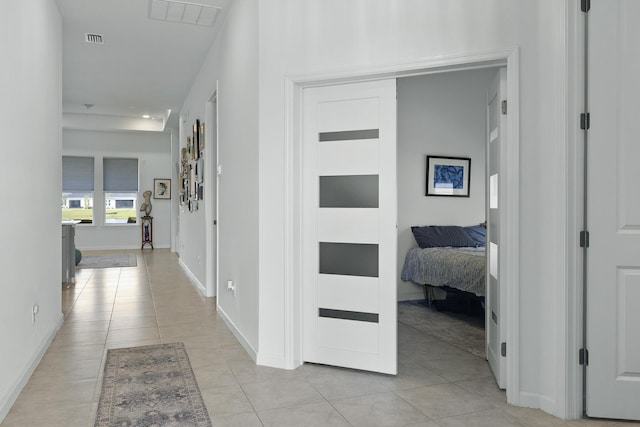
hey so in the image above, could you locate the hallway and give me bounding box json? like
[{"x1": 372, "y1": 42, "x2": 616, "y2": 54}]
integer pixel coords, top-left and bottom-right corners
[{"x1": 1, "y1": 250, "x2": 631, "y2": 426}]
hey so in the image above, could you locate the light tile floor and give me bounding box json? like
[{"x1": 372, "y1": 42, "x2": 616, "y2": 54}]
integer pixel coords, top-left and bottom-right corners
[{"x1": 2, "y1": 249, "x2": 638, "y2": 426}]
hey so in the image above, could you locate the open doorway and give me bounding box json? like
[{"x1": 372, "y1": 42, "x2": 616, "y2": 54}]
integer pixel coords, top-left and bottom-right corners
[
  {"x1": 291, "y1": 49, "x2": 519, "y2": 401},
  {"x1": 205, "y1": 90, "x2": 218, "y2": 298},
  {"x1": 396, "y1": 67, "x2": 505, "y2": 388}
]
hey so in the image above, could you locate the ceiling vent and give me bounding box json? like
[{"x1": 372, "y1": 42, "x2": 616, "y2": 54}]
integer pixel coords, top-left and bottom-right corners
[
  {"x1": 85, "y1": 33, "x2": 104, "y2": 44},
  {"x1": 149, "y1": 0, "x2": 220, "y2": 26}
]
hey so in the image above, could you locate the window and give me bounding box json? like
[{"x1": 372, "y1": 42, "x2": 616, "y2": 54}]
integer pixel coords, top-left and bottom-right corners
[
  {"x1": 104, "y1": 158, "x2": 139, "y2": 224},
  {"x1": 116, "y1": 200, "x2": 133, "y2": 209},
  {"x1": 62, "y1": 156, "x2": 94, "y2": 224}
]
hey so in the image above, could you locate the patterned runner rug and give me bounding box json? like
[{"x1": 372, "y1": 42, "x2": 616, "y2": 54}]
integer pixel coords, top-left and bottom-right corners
[
  {"x1": 78, "y1": 253, "x2": 137, "y2": 269},
  {"x1": 95, "y1": 342, "x2": 211, "y2": 427}
]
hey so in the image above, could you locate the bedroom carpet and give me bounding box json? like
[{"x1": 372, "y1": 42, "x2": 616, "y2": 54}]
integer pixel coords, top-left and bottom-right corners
[
  {"x1": 398, "y1": 300, "x2": 486, "y2": 358},
  {"x1": 77, "y1": 253, "x2": 137, "y2": 269},
  {"x1": 95, "y1": 342, "x2": 211, "y2": 427}
]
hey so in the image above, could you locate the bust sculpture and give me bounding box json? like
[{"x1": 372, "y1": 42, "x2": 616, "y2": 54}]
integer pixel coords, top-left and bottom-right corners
[{"x1": 139, "y1": 190, "x2": 152, "y2": 216}]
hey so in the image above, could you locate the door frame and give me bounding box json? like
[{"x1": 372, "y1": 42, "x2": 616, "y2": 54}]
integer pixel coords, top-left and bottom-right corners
[
  {"x1": 282, "y1": 48, "x2": 521, "y2": 403},
  {"x1": 205, "y1": 84, "x2": 219, "y2": 298}
]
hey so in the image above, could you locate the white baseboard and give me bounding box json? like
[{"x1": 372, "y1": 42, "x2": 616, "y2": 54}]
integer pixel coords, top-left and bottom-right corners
[
  {"x1": 178, "y1": 259, "x2": 206, "y2": 295},
  {"x1": 516, "y1": 391, "x2": 558, "y2": 418},
  {"x1": 256, "y1": 353, "x2": 291, "y2": 370},
  {"x1": 217, "y1": 305, "x2": 258, "y2": 363},
  {"x1": 0, "y1": 314, "x2": 63, "y2": 423},
  {"x1": 539, "y1": 394, "x2": 560, "y2": 419},
  {"x1": 515, "y1": 391, "x2": 540, "y2": 409}
]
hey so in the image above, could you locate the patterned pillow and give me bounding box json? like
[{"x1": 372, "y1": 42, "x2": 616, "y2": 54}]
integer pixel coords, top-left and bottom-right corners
[{"x1": 463, "y1": 225, "x2": 486, "y2": 247}]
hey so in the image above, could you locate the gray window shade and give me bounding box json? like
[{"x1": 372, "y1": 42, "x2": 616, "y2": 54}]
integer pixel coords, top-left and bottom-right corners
[
  {"x1": 62, "y1": 156, "x2": 94, "y2": 191},
  {"x1": 103, "y1": 158, "x2": 139, "y2": 192}
]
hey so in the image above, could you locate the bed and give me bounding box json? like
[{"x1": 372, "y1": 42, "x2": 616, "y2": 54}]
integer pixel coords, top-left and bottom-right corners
[{"x1": 401, "y1": 225, "x2": 487, "y2": 306}]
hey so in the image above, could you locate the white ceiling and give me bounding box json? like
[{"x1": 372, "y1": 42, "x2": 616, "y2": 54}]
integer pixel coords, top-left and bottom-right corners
[{"x1": 55, "y1": 0, "x2": 231, "y2": 131}]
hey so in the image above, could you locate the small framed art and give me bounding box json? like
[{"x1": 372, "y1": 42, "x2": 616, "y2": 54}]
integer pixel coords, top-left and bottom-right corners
[
  {"x1": 426, "y1": 155, "x2": 471, "y2": 197},
  {"x1": 153, "y1": 178, "x2": 171, "y2": 199}
]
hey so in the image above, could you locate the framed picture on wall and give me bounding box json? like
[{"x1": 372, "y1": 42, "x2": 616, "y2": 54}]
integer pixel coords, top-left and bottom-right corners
[
  {"x1": 153, "y1": 178, "x2": 171, "y2": 199},
  {"x1": 425, "y1": 155, "x2": 471, "y2": 197},
  {"x1": 193, "y1": 119, "x2": 200, "y2": 159},
  {"x1": 199, "y1": 122, "x2": 205, "y2": 157}
]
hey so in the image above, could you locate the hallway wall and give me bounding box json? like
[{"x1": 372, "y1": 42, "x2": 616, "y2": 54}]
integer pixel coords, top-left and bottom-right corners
[
  {"x1": 257, "y1": 0, "x2": 574, "y2": 419},
  {"x1": 179, "y1": 0, "x2": 259, "y2": 356},
  {"x1": 0, "y1": 1, "x2": 63, "y2": 421}
]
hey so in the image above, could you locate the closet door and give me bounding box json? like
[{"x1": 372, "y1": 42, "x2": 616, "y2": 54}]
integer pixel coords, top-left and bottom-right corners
[
  {"x1": 302, "y1": 79, "x2": 397, "y2": 374},
  {"x1": 586, "y1": 0, "x2": 640, "y2": 420}
]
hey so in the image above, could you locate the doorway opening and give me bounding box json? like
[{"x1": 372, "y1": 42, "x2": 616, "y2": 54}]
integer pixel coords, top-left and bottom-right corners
[
  {"x1": 396, "y1": 67, "x2": 505, "y2": 390},
  {"x1": 205, "y1": 90, "x2": 219, "y2": 298},
  {"x1": 286, "y1": 49, "x2": 520, "y2": 403}
]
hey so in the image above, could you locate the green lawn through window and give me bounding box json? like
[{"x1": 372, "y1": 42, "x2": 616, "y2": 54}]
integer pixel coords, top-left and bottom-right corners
[{"x1": 62, "y1": 208, "x2": 137, "y2": 222}]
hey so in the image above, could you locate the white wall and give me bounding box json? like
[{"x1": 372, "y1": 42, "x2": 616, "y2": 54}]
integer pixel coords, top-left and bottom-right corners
[
  {"x1": 0, "y1": 1, "x2": 63, "y2": 421},
  {"x1": 397, "y1": 69, "x2": 496, "y2": 301},
  {"x1": 179, "y1": 0, "x2": 259, "y2": 355},
  {"x1": 63, "y1": 129, "x2": 172, "y2": 250},
  {"x1": 257, "y1": 0, "x2": 575, "y2": 418}
]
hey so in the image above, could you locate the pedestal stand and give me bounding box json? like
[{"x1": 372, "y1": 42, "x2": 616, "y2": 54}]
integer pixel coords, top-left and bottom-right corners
[{"x1": 141, "y1": 216, "x2": 153, "y2": 249}]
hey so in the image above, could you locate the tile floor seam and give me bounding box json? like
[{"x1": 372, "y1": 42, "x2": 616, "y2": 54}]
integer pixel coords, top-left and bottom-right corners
[
  {"x1": 386, "y1": 388, "x2": 441, "y2": 425},
  {"x1": 320, "y1": 394, "x2": 364, "y2": 427}
]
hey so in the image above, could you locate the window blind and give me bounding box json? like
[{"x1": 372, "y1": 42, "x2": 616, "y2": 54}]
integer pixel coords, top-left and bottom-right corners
[
  {"x1": 62, "y1": 156, "x2": 95, "y2": 191},
  {"x1": 103, "y1": 158, "x2": 139, "y2": 192}
]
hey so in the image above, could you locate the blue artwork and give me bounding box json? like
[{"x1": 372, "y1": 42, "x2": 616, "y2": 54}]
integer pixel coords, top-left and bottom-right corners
[{"x1": 434, "y1": 165, "x2": 464, "y2": 189}]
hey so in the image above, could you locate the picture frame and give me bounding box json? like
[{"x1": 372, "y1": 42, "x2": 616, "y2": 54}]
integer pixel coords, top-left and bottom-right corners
[
  {"x1": 193, "y1": 119, "x2": 200, "y2": 159},
  {"x1": 425, "y1": 155, "x2": 471, "y2": 197},
  {"x1": 153, "y1": 178, "x2": 171, "y2": 199},
  {"x1": 195, "y1": 158, "x2": 204, "y2": 183},
  {"x1": 199, "y1": 122, "x2": 205, "y2": 157}
]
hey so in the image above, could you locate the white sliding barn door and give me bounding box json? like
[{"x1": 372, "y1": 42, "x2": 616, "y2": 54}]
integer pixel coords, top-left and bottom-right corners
[
  {"x1": 302, "y1": 80, "x2": 397, "y2": 375},
  {"x1": 586, "y1": 1, "x2": 640, "y2": 420},
  {"x1": 486, "y1": 68, "x2": 507, "y2": 389}
]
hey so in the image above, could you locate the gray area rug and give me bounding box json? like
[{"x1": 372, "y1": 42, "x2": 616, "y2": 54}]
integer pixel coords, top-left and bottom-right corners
[
  {"x1": 95, "y1": 342, "x2": 211, "y2": 427},
  {"x1": 78, "y1": 253, "x2": 137, "y2": 269},
  {"x1": 398, "y1": 300, "x2": 486, "y2": 358}
]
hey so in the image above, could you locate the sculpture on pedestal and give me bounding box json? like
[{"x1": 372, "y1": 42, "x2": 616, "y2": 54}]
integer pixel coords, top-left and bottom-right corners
[{"x1": 140, "y1": 190, "x2": 152, "y2": 217}]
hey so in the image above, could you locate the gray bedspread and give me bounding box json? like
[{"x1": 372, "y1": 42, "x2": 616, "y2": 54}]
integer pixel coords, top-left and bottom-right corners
[{"x1": 401, "y1": 247, "x2": 486, "y2": 297}]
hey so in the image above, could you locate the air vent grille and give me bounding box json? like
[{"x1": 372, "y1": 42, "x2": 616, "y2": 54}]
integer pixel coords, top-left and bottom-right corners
[
  {"x1": 149, "y1": 0, "x2": 220, "y2": 26},
  {"x1": 85, "y1": 33, "x2": 104, "y2": 44}
]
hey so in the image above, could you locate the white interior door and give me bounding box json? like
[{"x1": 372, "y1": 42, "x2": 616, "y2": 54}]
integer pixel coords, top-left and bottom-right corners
[
  {"x1": 302, "y1": 79, "x2": 397, "y2": 375},
  {"x1": 586, "y1": 1, "x2": 640, "y2": 420},
  {"x1": 486, "y1": 67, "x2": 507, "y2": 389}
]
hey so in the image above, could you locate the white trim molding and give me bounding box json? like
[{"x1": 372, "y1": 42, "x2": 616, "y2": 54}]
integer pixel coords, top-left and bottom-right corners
[
  {"x1": 178, "y1": 258, "x2": 206, "y2": 296},
  {"x1": 218, "y1": 305, "x2": 258, "y2": 363},
  {"x1": 282, "y1": 47, "x2": 522, "y2": 400},
  {"x1": 0, "y1": 314, "x2": 63, "y2": 423}
]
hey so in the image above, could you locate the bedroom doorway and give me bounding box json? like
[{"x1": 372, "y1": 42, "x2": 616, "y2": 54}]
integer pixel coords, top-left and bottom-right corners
[
  {"x1": 290, "y1": 49, "x2": 519, "y2": 400},
  {"x1": 396, "y1": 66, "x2": 507, "y2": 389}
]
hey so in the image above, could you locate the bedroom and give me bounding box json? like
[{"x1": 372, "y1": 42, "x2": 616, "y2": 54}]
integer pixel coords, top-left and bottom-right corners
[
  {"x1": 396, "y1": 67, "x2": 502, "y2": 380},
  {"x1": 300, "y1": 62, "x2": 511, "y2": 381}
]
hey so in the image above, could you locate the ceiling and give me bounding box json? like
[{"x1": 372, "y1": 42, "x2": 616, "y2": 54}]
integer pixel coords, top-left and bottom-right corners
[{"x1": 55, "y1": 0, "x2": 231, "y2": 131}]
